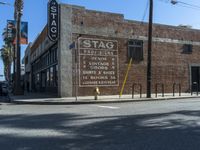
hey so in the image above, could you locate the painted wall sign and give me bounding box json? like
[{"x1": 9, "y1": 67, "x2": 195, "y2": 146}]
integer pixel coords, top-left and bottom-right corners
[
  {"x1": 78, "y1": 38, "x2": 119, "y2": 87},
  {"x1": 48, "y1": 0, "x2": 59, "y2": 42}
]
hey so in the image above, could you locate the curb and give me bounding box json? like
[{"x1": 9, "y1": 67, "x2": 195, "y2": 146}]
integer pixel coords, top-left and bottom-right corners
[{"x1": 9, "y1": 96, "x2": 200, "y2": 105}]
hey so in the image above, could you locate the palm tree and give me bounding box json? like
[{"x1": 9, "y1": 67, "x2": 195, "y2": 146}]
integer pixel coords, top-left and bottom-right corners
[
  {"x1": 2, "y1": 26, "x2": 15, "y2": 47},
  {"x1": 0, "y1": 45, "x2": 13, "y2": 82},
  {"x1": 1, "y1": 23, "x2": 15, "y2": 82}
]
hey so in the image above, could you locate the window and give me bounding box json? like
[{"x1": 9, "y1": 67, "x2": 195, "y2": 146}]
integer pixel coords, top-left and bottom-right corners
[
  {"x1": 36, "y1": 73, "x2": 40, "y2": 87},
  {"x1": 128, "y1": 39, "x2": 143, "y2": 62},
  {"x1": 37, "y1": 73, "x2": 40, "y2": 81},
  {"x1": 50, "y1": 51, "x2": 53, "y2": 63},
  {"x1": 50, "y1": 67, "x2": 54, "y2": 86},
  {"x1": 41, "y1": 55, "x2": 45, "y2": 69},
  {"x1": 183, "y1": 44, "x2": 192, "y2": 54},
  {"x1": 55, "y1": 65, "x2": 58, "y2": 86},
  {"x1": 46, "y1": 69, "x2": 50, "y2": 86},
  {"x1": 41, "y1": 71, "x2": 46, "y2": 88},
  {"x1": 47, "y1": 53, "x2": 50, "y2": 65},
  {"x1": 54, "y1": 48, "x2": 57, "y2": 62}
]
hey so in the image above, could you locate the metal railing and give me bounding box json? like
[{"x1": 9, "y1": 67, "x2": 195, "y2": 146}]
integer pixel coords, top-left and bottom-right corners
[
  {"x1": 132, "y1": 83, "x2": 142, "y2": 99},
  {"x1": 173, "y1": 83, "x2": 181, "y2": 96},
  {"x1": 155, "y1": 83, "x2": 164, "y2": 98}
]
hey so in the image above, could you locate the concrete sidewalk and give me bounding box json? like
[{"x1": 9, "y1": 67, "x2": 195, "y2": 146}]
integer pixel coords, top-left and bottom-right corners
[{"x1": 6, "y1": 92, "x2": 200, "y2": 105}]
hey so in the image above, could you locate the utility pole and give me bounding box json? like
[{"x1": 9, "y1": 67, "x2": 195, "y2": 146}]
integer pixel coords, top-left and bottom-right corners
[
  {"x1": 14, "y1": 0, "x2": 23, "y2": 95},
  {"x1": 147, "y1": 0, "x2": 153, "y2": 98}
]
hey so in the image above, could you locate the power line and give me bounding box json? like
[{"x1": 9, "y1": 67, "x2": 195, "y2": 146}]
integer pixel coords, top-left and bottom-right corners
[
  {"x1": 141, "y1": 0, "x2": 149, "y2": 24},
  {"x1": 177, "y1": 3, "x2": 200, "y2": 11}
]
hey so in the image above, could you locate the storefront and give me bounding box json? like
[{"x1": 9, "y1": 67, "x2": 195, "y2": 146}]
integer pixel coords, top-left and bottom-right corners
[{"x1": 30, "y1": 27, "x2": 58, "y2": 94}]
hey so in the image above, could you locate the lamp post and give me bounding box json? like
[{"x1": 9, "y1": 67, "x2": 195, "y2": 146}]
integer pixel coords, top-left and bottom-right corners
[
  {"x1": 14, "y1": 0, "x2": 23, "y2": 95},
  {"x1": 147, "y1": 0, "x2": 153, "y2": 98},
  {"x1": 0, "y1": 2, "x2": 12, "y2": 6}
]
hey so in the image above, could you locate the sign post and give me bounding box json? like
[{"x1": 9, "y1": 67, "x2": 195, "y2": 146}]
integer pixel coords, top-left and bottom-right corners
[{"x1": 48, "y1": 0, "x2": 59, "y2": 42}]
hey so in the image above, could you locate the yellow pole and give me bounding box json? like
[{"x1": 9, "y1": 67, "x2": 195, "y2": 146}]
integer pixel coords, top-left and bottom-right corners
[{"x1": 119, "y1": 58, "x2": 132, "y2": 98}]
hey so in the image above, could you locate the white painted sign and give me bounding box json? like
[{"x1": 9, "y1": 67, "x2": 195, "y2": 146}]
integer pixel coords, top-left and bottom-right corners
[{"x1": 78, "y1": 38, "x2": 119, "y2": 87}]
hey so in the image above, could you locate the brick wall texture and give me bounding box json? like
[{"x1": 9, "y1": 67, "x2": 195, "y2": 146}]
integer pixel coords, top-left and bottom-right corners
[
  {"x1": 68, "y1": 6, "x2": 200, "y2": 96},
  {"x1": 56, "y1": 5, "x2": 200, "y2": 97}
]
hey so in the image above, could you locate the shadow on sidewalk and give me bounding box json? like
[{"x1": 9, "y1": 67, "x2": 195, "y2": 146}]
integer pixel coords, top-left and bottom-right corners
[
  {"x1": 10, "y1": 92, "x2": 58, "y2": 100},
  {"x1": 0, "y1": 110, "x2": 200, "y2": 150}
]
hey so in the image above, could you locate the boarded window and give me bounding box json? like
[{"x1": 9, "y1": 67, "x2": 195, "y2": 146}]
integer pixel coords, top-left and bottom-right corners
[
  {"x1": 183, "y1": 44, "x2": 192, "y2": 54},
  {"x1": 128, "y1": 39, "x2": 143, "y2": 62}
]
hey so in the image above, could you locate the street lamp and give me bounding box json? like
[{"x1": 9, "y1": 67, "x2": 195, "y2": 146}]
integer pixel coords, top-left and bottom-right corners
[
  {"x1": 14, "y1": 0, "x2": 24, "y2": 95},
  {"x1": 171, "y1": 0, "x2": 178, "y2": 5},
  {"x1": 0, "y1": 2, "x2": 12, "y2": 6},
  {"x1": 147, "y1": 0, "x2": 153, "y2": 98},
  {"x1": 170, "y1": 0, "x2": 200, "y2": 9}
]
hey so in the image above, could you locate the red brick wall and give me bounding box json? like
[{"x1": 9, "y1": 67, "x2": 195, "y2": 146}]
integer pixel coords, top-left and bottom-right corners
[{"x1": 70, "y1": 7, "x2": 200, "y2": 96}]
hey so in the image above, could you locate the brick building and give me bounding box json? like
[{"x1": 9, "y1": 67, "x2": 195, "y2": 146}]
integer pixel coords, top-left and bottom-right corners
[{"x1": 28, "y1": 4, "x2": 200, "y2": 97}]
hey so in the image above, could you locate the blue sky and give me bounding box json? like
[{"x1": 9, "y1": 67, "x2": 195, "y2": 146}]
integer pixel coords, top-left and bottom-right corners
[{"x1": 0, "y1": 0, "x2": 200, "y2": 81}]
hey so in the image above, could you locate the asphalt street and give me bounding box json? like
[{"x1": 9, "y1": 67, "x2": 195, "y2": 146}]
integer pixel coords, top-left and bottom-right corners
[{"x1": 1, "y1": 98, "x2": 200, "y2": 150}]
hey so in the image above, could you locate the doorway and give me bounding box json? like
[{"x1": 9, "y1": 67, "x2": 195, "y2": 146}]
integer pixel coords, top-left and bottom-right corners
[{"x1": 191, "y1": 66, "x2": 200, "y2": 92}]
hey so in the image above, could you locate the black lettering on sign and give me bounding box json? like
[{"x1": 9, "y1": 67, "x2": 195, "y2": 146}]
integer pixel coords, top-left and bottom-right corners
[{"x1": 48, "y1": 0, "x2": 59, "y2": 42}]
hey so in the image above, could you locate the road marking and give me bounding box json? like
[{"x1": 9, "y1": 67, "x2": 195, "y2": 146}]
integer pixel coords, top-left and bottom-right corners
[{"x1": 95, "y1": 105, "x2": 120, "y2": 109}]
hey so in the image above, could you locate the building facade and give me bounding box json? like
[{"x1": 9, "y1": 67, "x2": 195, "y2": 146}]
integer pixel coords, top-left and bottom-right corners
[
  {"x1": 28, "y1": 4, "x2": 200, "y2": 97},
  {"x1": 23, "y1": 43, "x2": 32, "y2": 92},
  {"x1": 30, "y1": 26, "x2": 58, "y2": 94}
]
